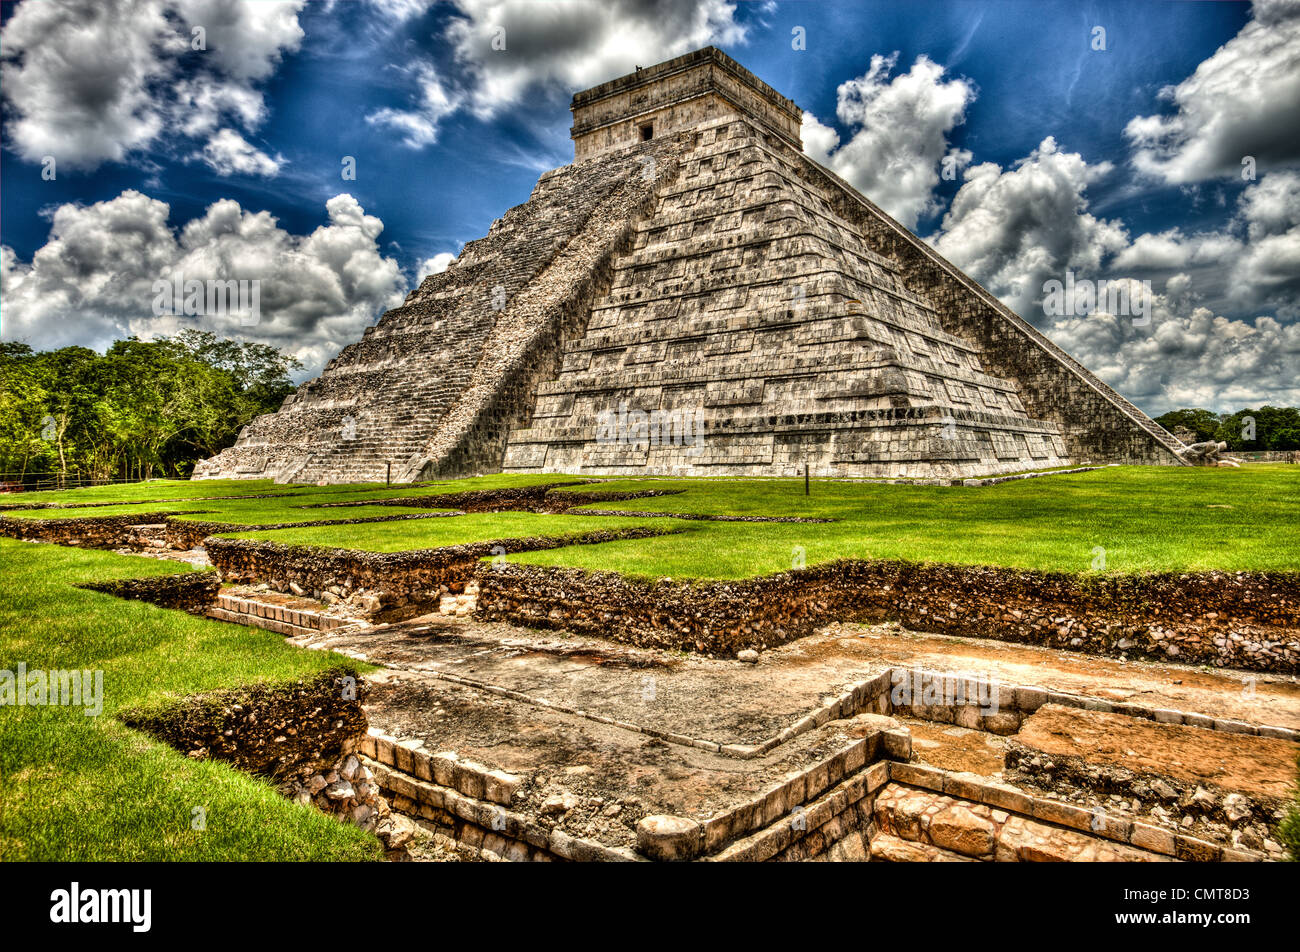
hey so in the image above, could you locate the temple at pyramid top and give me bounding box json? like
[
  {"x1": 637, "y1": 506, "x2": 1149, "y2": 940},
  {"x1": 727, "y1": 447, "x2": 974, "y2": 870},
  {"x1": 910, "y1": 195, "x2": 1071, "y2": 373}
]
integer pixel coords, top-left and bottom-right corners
[
  {"x1": 570, "y1": 47, "x2": 803, "y2": 160},
  {"x1": 194, "y1": 48, "x2": 1185, "y2": 484}
]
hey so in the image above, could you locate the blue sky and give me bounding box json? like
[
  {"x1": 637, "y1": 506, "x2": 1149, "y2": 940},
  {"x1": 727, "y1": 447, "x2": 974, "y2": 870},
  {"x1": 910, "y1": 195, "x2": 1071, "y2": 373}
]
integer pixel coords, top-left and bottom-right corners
[{"x1": 2, "y1": 0, "x2": 1297, "y2": 413}]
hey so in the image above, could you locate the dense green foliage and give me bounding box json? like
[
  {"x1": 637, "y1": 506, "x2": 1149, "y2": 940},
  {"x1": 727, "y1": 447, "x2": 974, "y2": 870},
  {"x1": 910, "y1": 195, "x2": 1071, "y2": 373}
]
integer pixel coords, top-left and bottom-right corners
[
  {"x1": 1155, "y1": 406, "x2": 1300, "y2": 450},
  {"x1": 0, "y1": 331, "x2": 300, "y2": 485}
]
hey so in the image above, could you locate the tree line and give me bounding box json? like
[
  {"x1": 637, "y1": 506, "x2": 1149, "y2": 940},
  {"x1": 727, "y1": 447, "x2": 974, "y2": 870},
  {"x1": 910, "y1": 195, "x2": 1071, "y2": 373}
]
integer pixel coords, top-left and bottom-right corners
[
  {"x1": 1154, "y1": 406, "x2": 1300, "y2": 451},
  {"x1": 0, "y1": 331, "x2": 300, "y2": 486}
]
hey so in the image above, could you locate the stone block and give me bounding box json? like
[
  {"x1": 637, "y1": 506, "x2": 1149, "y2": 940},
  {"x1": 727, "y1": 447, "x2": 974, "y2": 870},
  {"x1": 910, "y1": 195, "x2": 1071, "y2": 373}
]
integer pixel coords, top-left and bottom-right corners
[
  {"x1": 637, "y1": 815, "x2": 702, "y2": 861},
  {"x1": 1129, "y1": 822, "x2": 1176, "y2": 856},
  {"x1": 484, "y1": 769, "x2": 521, "y2": 806},
  {"x1": 889, "y1": 761, "x2": 945, "y2": 792},
  {"x1": 881, "y1": 727, "x2": 912, "y2": 761}
]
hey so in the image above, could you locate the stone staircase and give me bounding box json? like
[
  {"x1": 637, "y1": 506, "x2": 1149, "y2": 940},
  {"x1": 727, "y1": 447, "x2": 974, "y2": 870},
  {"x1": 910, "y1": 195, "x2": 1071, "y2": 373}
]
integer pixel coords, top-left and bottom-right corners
[{"x1": 195, "y1": 144, "x2": 680, "y2": 483}]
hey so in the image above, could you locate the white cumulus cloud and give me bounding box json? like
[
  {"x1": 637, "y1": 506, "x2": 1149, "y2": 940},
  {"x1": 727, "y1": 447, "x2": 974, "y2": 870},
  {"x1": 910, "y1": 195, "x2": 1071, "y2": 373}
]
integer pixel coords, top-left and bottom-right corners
[
  {"x1": 802, "y1": 53, "x2": 975, "y2": 229},
  {"x1": 199, "y1": 128, "x2": 282, "y2": 177},
  {"x1": 1043, "y1": 291, "x2": 1300, "y2": 415},
  {"x1": 417, "y1": 252, "x2": 458, "y2": 278},
  {"x1": 1124, "y1": 0, "x2": 1300, "y2": 185},
  {"x1": 1, "y1": 191, "x2": 405, "y2": 377},
  {"x1": 930, "y1": 136, "x2": 1128, "y2": 316},
  {"x1": 370, "y1": 0, "x2": 747, "y2": 147},
  {"x1": 926, "y1": 139, "x2": 1300, "y2": 412},
  {"x1": 0, "y1": 0, "x2": 304, "y2": 175}
]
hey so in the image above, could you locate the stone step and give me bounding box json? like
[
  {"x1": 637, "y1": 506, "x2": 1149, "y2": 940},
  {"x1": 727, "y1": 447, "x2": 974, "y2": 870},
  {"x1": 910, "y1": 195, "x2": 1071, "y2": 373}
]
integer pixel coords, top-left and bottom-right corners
[
  {"x1": 872, "y1": 783, "x2": 1169, "y2": 862},
  {"x1": 209, "y1": 593, "x2": 357, "y2": 637},
  {"x1": 869, "y1": 832, "x2": 977, "y2": 862}
]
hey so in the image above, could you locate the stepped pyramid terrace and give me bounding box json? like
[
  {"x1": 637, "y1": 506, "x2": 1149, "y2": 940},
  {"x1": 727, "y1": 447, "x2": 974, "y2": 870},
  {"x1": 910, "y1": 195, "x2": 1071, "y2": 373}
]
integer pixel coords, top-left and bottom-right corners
[{"x1": 194, "y1": 47, "x2": 1185, "y2": 484}]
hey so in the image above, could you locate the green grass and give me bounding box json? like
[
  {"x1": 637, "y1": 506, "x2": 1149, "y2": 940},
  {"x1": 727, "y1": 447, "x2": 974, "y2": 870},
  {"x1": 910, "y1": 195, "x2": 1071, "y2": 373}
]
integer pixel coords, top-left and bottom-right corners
[
  {"x1": 0, "y1": 496, "x2": 456, "y2": 525},
  {"x1": 12, "y1": 467, "x2": 1299, "y2": 579},
  {"x1": 3, "y1": 471, "x2": 586, "y2": 508},
  {"x1": 5, "y1": 478, "x2": 311, "y2": 505},
  {"x1": 513, "y1": 465, "x2": 1300, "y2": 578},
  {"x1": 232, "y1": 511, "x2": 672, "y2": 551},
  {"x1": 0, "y1": 473, "x2": 595, "y2": 524},
  {"x1": 0, "y1": 540, "x2": 383, "y2": 860},
  {"x1": 181, "y1": 464, "x2": 1300, "y2": 578},
  {"x1": 3, "y1": 464, "x2": 1297, "y2": 859}
]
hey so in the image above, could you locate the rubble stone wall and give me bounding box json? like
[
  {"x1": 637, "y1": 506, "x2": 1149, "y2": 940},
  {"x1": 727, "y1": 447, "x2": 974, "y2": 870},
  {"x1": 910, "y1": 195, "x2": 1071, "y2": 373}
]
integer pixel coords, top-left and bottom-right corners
[
  {"x1": 474, "y1": 560, "x2": 1300, "y2": 672},
  {"x1": 361, "y1": 721, "x2": 1217, "y2": 861},
  {"x1": 119, "y1": 667, "x2": 367, "y2": 778},
  {"x1": 204, "y1": 527, "x2": 677, "y2": 618},
  {"x1": 78, "y1": 571, "x2": 221, "y2": 615},
  {"x1": 0, "y1": 512, "x2": 178, "y2": 548}
]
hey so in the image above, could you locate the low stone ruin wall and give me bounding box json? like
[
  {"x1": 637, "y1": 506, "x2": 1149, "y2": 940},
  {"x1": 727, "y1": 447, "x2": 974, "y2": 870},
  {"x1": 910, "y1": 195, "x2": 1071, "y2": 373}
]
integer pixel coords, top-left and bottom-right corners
[
  {"x1": 1003, "y1": 736, "x2": 1290, "y2": 846},
  {"x1": 883, "y1": 670, "x2": 1296, "y2": 742},
  {"x1": 208, "y1": 592, "x2": 357, "y2": 637},
  {"x1": 0, "y1": 512, "x2": 180, "y2": 549},
  {"x1": 474, "y1": 560, "x2": 1300, "y2": 672},
  {"x1": 78, "y1": 571, "x2": 221, "y2": 615},
  {"x1": 301, "y1": 481, "x2": 587, "y2": 511},
  {"x1": 120, "y1": 666, "x2": 368, "y2": 776},
  {"x1": 1235, "y1": 451, "x2": 1300, "y2": 463},
  {"x1": 168, "y1": 519, "x2": 257, "y2": 550},
  {"x1": 538, "y1": 489, "x2": 684, "y2": 511},
  {"x1": 959, "y1": 465, "x2": 1105, "y2": 487},
  {"x1": 361, "y1": 717, "x2": 1251, "y2": 862},
  {"x1": 119, "y1": 667, "x2": 412, "y2": 854},
  {"x1": 874, "y1": 766, "x2": 1260, "y2": 862},
  {"x1": 204, "y1": 527, "x2": 677, "y2": 619},
  {"x1": 360, "y1": 722, "x2": 909, "y2": 862}
]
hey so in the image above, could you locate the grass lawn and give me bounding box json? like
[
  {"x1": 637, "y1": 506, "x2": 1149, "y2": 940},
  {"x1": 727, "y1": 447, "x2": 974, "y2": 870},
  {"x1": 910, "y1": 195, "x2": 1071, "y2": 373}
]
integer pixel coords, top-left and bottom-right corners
[
  {"x1": 2, "y1": 464, "x2": 1296, "y2": 861},
  {"x1": 9, "y1": 467, "x2": 1297, "y2": 578},
  {"x1": 0, "y1": 496, "x2": 459, "y2": 525},
  {"x1": 0, "y1": 473, "x2": 593, "y2": 524},
  {"x1": 2, "y1": 472, "x2": 584, "y2": 508},
  {"x1": 232, "y1": 511, "x2": 672, "y2": 551},
  {"x1": 511, "y1": 465, "x2": 1300, "y2": 578},
  {"x1": 0, "y1": 540, "x2": 383, "y2": 861},
  {"x1": 5, "y1": 478, "x2": 312, "y2": 505},
  {"x1": 122, "y1": 464, "x2": 1300, "y2": 577}
]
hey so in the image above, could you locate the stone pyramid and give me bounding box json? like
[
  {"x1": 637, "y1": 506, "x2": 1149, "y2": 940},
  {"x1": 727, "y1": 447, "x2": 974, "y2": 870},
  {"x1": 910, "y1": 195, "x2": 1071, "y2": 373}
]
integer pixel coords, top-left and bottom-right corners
[{"x1": 195, "y1": 48, "x2": 1184, "y2": 483}]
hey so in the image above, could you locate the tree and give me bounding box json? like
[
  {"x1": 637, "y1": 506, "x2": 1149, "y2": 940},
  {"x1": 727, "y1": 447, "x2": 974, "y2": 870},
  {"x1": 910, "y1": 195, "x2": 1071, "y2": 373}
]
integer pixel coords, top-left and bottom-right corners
[
  {"x1": 0, "y1": 334, "x2": 301, "y2": 485},
  {"x1": 1154, "y1": 407, "x2": 1300, "y2": 451},
  {"x1": 1215, "y1": 407, "x2": 1300, "y2": 451},
  {"x1": 1153, "y1": 408, "x2": 1221, "y2": 443}
]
